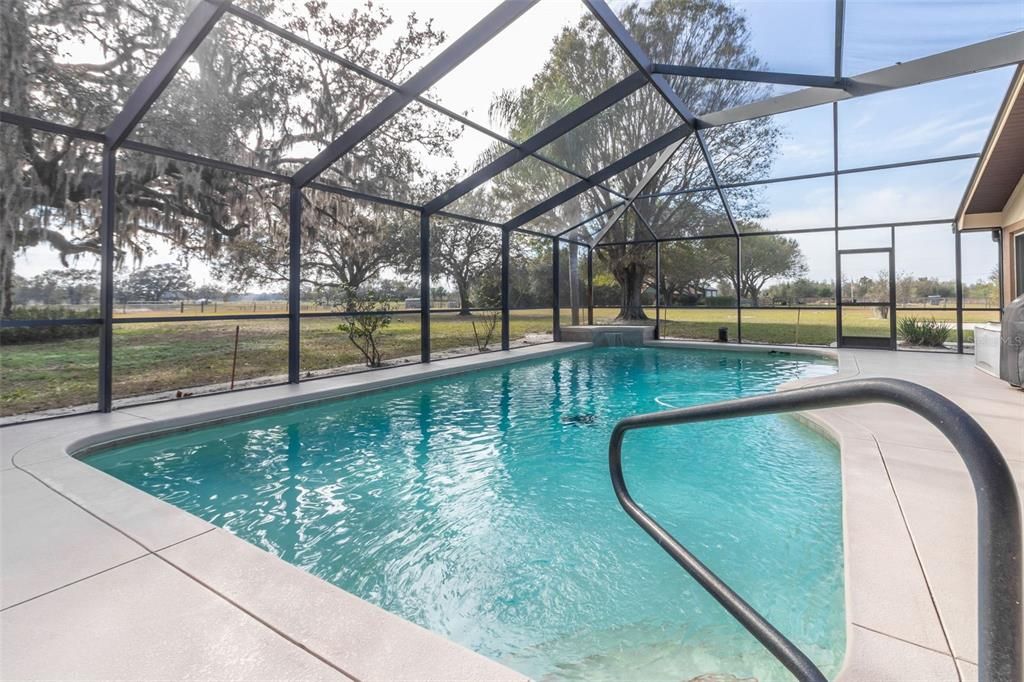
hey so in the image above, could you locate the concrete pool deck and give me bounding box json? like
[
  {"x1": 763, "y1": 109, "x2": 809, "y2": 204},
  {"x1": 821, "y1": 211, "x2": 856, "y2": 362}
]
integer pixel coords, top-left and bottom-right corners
[{"x1": 1, "y1": 341, "x2": 1021, "y2": 680}]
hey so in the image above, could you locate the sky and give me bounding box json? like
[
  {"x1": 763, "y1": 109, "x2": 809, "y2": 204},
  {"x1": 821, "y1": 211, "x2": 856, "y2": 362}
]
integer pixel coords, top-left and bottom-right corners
[{"x1": 14, "y1": 0, "x2": 1023, "y2": 292}]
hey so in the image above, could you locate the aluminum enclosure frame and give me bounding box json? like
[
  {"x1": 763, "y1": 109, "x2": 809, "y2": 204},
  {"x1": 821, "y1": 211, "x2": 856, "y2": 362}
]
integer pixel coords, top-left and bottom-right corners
[{"x1": 2, "y1": 0, "x2": 1022, "y2": 419}]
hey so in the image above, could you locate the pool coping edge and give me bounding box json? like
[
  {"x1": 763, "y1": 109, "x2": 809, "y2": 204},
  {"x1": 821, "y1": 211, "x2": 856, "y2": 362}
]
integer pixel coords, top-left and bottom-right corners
[
  {"x1": 3, "y1": 340, "x2": 970, "y2": 680},
  {"x1": 9, "y1": 343, "x2": 600, "y2": 682}
]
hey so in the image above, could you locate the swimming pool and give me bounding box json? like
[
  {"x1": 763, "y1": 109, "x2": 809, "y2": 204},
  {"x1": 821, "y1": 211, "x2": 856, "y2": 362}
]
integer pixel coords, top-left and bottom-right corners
[{"x1": 88, "y1": 346, "x2": 845, "y2": 680}]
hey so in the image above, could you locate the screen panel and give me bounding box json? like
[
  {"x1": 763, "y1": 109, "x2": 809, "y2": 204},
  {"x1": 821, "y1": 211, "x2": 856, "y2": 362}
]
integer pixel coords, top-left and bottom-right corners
[
  {"x1": 657, "y1": 237, "x2": 739, "y2": 342},
  {"x1": 430, "y1": 310, "x2": 502, "y2": 359},
  {"x1": 425, "y1": 0, "x2": 634, "y2": 140},
  {"x1": 729, "y1": 176, "x2": 835, "y2": 233},
  {"x1": 5, "y1": 0, "x2": 193, "y2": 129},
  {"x1": 320, "y1": 103, "x2": 513, "y2": 206},
  {"x1": 446, "y1": 156, "x2": 581, "y2": 224},
  {"x1": 611, "y1": 0, "x2": 836, "y2": 76},
  {"x1": 3, "y1": 126, "x2": 103, "y2": 321},
  {"x1": 635, "y1": 190, "x2": 733, "y2": 239},
  {"x1": 508, "y1": 231, "x2": 555, "y2": 347},
  {"x1": 961, "y1": 229, "x2": 1001, "y2": 309},
  {"x1": 299, "y1": 187, "x2": 419, "y2": 312},
  {"x1": 132, "y1": 12, "x2": 392, "y2": 172},
  {"x1": 558, "y1": 240, "x2": 590, "y2": 327},
  {"x1": 706, "y1": 103, "x2": 834, "y2": 183},
  {"x1": 738, "y1": 230, "x2": 836, "y2": 346},
  {"x1": 519, "y1": 185, "x2": 618, "y2": 237},
  {"x1": 838, "y1": 227, "x2": 891, "y2": 251},
  {"x1": 114, "y1": 149, "x2": 290, "y2": 316},
  {"x1": 741, "y1": 231, "x2": 836, "y2": 308},
  {"x1": 838, "y1": 68, "x2": 1013, "y2": 170},
  {"x1": 843, "y1": 0, "x2": 1023, "y2": 75},
  {"x1": 430, "y1": 217, "x2": 502, "y2": 313},
  {"x1": 590, "y1": 241, "x2": 656, "y2": 325},
  {"x1": 838, "y1": 159, "x2": 975, "y2": 227},
  {"x1": 112, "y1": 318, "x2": 289, "y2": 402},
  {"x1": 535, "y1": 84, "x2": 685, "y2": 181},
  {"x1": 1, "y1": 323, "x2": 100, "y2": 422}
]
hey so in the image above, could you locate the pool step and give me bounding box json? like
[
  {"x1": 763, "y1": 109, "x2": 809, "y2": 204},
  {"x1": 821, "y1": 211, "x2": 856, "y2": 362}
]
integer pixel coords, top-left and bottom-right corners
[{"x1": 502, "y1": 621, "x2": 783, "y2": 681}]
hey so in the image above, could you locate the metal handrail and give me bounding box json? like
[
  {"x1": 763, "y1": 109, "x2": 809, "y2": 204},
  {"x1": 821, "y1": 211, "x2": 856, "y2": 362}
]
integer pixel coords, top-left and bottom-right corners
[{"x1": 608, "y1": 378, "x2": 1021, "y2": 682}]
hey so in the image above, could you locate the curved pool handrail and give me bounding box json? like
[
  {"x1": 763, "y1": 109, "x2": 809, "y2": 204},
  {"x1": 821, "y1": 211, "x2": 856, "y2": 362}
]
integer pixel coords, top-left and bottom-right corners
[{"x1": 608, "y1": 377, "x2": 1021, "y2": 682}]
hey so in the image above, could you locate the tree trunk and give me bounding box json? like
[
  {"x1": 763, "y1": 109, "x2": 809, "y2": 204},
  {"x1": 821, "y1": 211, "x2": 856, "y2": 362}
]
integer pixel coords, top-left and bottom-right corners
[
  {"x1": 616, "y1": 263, "x2": 649, "y2": 321},
  {"x1": 456, "y1": 278, "x2": 472, "y2": 316},
  {"x1": 0, "y1": 222, "x2": 14, "y2": 318}
]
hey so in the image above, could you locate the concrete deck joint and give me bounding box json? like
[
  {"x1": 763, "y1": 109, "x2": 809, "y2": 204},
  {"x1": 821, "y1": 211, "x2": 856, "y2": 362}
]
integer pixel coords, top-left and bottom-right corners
[
  {"x1": 5, "y1": 458, "x2": 356, "y2": 679},
  {"x1": 850, "y1": 623, "x2": 956, "y2": 659},
  {"x1": 873, "y1": 433, "x2": 961, "y2": 672},
  {"x1": 0, "y1": 554, "x2": 150, "y2": 613}
]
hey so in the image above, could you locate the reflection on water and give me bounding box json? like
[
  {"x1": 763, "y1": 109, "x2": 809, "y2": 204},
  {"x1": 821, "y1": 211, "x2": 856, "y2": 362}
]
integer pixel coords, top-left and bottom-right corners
[{"x1": 90, "y1": 347, "x2": 843, "y2": 681}]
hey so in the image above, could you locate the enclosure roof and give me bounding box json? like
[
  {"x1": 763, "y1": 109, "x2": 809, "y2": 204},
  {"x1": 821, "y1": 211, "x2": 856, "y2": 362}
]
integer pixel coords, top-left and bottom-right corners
[{"x1": 5, "y1": 0, "x2": 1023, "y2": 247}]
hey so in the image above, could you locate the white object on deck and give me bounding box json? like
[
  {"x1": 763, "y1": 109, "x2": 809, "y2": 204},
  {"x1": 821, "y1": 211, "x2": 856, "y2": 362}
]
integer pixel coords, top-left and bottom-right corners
[{"x1": 974, "y1": 323, "x2": 1002, "y2": 377}]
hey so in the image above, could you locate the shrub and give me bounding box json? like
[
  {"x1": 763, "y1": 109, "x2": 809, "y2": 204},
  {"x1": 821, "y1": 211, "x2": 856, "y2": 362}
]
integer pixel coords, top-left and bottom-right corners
[
  {"x1": 471, "y1": 310, "x2": 499, "y2": 351},
  {"x1": 897, "y1": 316, "x2": 951, "y2": 348},
  {"x1": 0, "y1": 306, "x2": 101, "y2": 344},
  {"x1": 336, "y1": 292, "x2": 394, "y2": 367}
]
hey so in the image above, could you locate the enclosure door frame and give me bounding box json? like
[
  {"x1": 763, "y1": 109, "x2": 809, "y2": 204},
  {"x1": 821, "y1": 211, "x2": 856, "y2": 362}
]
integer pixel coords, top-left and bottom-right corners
[{"x1": 836, "y1": 247, "x2": 897, "y2": 350}]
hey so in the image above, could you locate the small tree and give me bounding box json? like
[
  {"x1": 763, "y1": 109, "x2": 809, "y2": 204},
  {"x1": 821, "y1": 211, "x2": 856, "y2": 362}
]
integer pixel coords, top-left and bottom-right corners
[
  {"x1": 431, "y1": 212, "x2": 501, "y2": 316},
  {"x1": 471, "y1": 311, "x2": 499, "y2": 351},
  {"x1": 709, "y1": 230, "x2": 806, "y2": 306},
  {"x1": 337, "y1": 290, "x2": 394, "y2": 368}
]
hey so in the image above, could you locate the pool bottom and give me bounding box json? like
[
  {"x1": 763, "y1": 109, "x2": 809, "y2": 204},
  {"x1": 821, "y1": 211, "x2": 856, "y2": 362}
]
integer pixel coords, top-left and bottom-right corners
[{"x1": 87, "y1": 346, "x2": 845, "y2": 681}]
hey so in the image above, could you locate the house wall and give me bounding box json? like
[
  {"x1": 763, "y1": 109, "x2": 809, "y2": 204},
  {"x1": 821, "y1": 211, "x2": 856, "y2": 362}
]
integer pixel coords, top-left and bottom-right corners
[{"x1": 1001, "y1": 175, "x2": 1024, "y2": 305}]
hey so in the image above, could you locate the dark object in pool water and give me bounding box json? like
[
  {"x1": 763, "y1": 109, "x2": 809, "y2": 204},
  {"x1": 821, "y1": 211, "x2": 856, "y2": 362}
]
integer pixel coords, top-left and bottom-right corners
[{"x1": 562, "y1": 413, "x2": 597, "y2": 425}]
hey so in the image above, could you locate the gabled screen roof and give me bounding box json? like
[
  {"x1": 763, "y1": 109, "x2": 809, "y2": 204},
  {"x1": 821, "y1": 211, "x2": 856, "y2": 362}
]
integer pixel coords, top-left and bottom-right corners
[{"x1": 7, "y1": 0, "x2": 1020, "y2": 247}]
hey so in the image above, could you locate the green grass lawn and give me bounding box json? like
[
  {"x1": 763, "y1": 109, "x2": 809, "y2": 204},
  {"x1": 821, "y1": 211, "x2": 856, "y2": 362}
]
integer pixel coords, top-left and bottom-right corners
[
  {"x1": 0, "y1": 307, "x2": 999, "y2": 418},
  {"x1": 0, "y1": 310, "x2": 556, "y2": 416}
]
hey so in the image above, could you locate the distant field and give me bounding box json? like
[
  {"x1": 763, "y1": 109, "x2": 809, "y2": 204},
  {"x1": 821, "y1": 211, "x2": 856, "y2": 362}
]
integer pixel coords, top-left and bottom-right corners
[
  {"x1": 110, "y1": 301, "x2": 411, "y2": 317},
  {"x1": 0, "y1": 310, "x2": 554, "y2": 417},
  {"x1": 0, "y1": 306, "x2": 999, "y2": 418},
  {"x1": 646, "y1": 307, "x2": 996, "y2": 346}
]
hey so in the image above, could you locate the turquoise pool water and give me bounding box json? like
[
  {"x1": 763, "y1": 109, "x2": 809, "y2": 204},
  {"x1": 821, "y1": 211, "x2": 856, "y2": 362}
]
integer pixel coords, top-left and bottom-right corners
[{"x1": 88, "y1": 347, "x2": 845, "y2": 680}]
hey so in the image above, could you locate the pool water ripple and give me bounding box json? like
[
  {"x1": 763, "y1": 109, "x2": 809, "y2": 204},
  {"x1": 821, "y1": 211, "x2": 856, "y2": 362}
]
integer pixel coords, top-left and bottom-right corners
[{"x1": 89, "y1": 347, "x2": 844, "y2": 681}]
